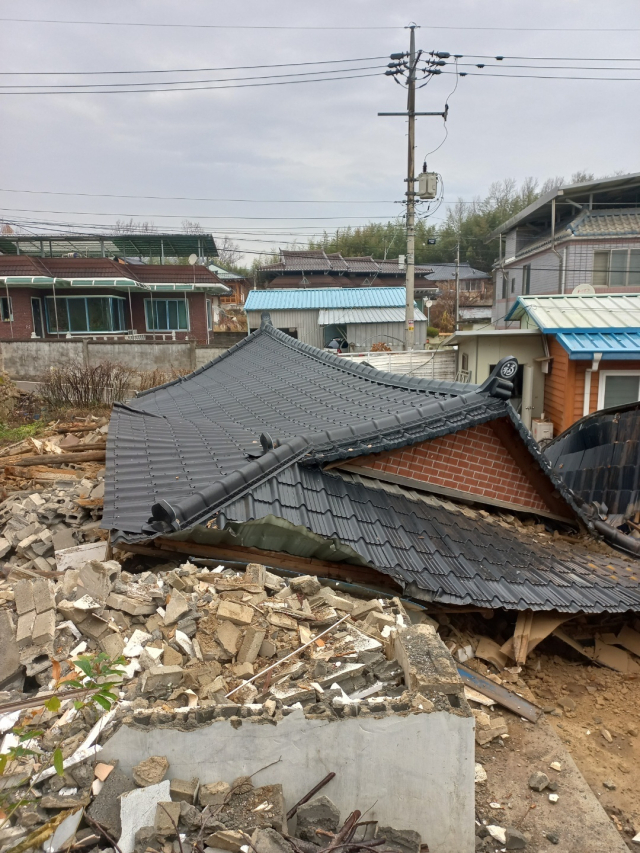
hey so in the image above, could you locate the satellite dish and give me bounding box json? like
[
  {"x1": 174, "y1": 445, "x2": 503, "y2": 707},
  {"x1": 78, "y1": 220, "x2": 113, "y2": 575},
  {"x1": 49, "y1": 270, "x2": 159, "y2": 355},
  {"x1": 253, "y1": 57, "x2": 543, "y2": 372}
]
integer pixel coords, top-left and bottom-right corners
[
  {"x1": 572, "y1": 283, "x2": 595, "y2": 295},
  {"x1": 188, "y1": 253, "x2": 198, "y2": 266}
]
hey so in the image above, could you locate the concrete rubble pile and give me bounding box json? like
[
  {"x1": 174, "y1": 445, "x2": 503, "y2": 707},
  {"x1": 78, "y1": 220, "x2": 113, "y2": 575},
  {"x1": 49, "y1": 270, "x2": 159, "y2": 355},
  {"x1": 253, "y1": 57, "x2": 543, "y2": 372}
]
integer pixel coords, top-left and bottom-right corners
[{"x1": 0, "y1": 551, "x2": 469, "y2": 853}]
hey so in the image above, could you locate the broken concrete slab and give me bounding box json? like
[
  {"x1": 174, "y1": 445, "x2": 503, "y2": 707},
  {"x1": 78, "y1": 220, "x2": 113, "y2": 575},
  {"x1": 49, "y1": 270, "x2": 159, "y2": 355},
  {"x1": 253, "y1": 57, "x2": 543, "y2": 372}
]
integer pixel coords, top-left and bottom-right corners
[
  {"x1": 296, "y1": 796, "x2": 340, "y2": 845},
  {"x1": 77, "y1": 559, "x2": 121, "y2": 603},
  {"x1": 237, "y1": 627, "x2": 266, "y2": 664},
  {"x1": 251, "y1": 827, "x2": 295, "y2": 853},
  {"x1": 204, "y1": 829, "x2": 246, "y2": 852},
  {"x1": 133, "y1": 755, "x2": 170, "y2": 787},
  {"x1": 0, "y1": 611, "x2": 21, "y2": 689},
  {"x1": 169, "y1": 778, "x2": 198, "y2": 804},
  {"x1": 55, "y1": 540, "x2": 107, "y2": 571},
  {"x1": 164, "y1": 591, "x2": 190, "y2": 626},
  {"x1": 199, "y1": 781, "x2": 231, "y2": 807},
  {"x1": 106, "y1": 592, "x2": 157, "y2": 616},
  {"x1": 394, "y1": 624, "x2": 463, "y2": 702},
  {"x1": 289, "y1": 575, "x2": 321, "y2": 596},
  {"x1": 87, "y1": 767, "x2": 136, "y2": 838},
  {"x1": 154, "y1": 800, "x2": 181, "y2": 835},
  {"x1": 216, "y1": 621, "x2": 242, "y2": 656},
  {"x1": 118, "y1": 779, "x2": 171, "y2": 853},
  {"x1": 217, "y1": 600, "x2": 254, "y2": 626},
  {"x1": 376, "y1": 826, "x2": 421, "y2": 853},
  {"x1": 141, "y1": 665, "x2": 184, "y2": 693}
]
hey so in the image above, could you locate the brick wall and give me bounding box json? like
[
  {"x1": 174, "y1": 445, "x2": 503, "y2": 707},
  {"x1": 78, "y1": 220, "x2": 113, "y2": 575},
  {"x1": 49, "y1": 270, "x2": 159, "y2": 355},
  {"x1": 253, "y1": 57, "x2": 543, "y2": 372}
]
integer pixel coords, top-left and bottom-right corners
[
  {"x1": 0, "y1": 288, "x2": 41, "y2": 341},
  {"x1": 347, "y1": 422, "x2": 550, "y2": 512},
  {"x1": 130, "y1": 292, "x2": 209, "y2": 344}
]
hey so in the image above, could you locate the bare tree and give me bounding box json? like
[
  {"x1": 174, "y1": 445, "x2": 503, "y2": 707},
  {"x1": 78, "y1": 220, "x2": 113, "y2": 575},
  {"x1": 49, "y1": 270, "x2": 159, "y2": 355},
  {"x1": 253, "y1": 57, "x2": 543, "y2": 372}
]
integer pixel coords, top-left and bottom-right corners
[
  {"x1": 215, "y1": 236, "x2": 242, "y2": 267},
  {"x1": 181, "y1": 219, "x2": 205, "y2": 234},
  {"x1": 114, "y1": 218, "x2": 156, "y2": 234}
]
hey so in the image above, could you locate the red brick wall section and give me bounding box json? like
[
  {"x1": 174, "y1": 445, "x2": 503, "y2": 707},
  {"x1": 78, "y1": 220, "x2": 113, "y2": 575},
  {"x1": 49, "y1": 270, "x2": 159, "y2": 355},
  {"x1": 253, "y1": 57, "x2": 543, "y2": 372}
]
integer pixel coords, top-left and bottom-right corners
[
  {"x1": 348, "y1": 423, "x2": 550, "y2": 512},
  {"x1": 131, "y1": 292, "x2": 209, "y2": 344}
]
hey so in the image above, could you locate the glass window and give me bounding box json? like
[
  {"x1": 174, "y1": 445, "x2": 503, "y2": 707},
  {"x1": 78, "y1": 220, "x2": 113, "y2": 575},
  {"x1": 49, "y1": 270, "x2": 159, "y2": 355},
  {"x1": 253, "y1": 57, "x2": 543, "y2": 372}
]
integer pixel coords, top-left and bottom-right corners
[
  {"x1": 603, "y1": 374, "x2": 640, "y2": 409},
  {"x1": 522, "y1": 265, "x2": 531, "y2": 295},
  {"x1": 610, "y1": 250, "x2": 628, "y2": 287},
  {"x1": 0, "y1": 297, "x2": 13, "y2": 322},
  {"x1": 629, "y1": 250, "x2": 640, "y2": 288},
  {"x1": 145, "y1": 299, "x2": 189, "y2": 331},
  {"x1": 45, "y1": 296, "x2": 125, "y2": 334}
]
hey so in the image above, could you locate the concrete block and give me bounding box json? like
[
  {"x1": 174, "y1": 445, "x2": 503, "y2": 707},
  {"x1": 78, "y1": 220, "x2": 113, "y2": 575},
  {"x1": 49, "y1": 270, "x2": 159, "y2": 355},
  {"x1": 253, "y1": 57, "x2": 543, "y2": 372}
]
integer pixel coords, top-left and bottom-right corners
[
  {"x1": 215, "y1": 620, "x2": 242, "y2": 655},
  {"x1": 32, "y1": 578, "x2": 55, "y2": 614},
  {"x1": 0, "y1": 611, "x2": 21, "y2": 688},
  {"x1": 169, "y1": 778, "x2": 198, "y2": 804},
  {"x1": 51, "y1": 529, "x2": 77, "y2": 553},
  {"x1": 259, "y1": 639, "x2": 277, "y2": 658},
  {"x1": 199, "y1": 781, "x2": 230, "y2": 807},
  {"x1": 245, "y1": 563, "x2": 266, "y2": 586},
  {"x1": 118, "y1": 780, "x2": 171, "y2": 853},
  {"x1": 351, "y1": 599, "x2": 383, "y2": 621},
  {"x1": 394, "y1": 625, "x2": 463, "y2": 702},
  {"x1": 55, "y1": 540, "x2": 107, "y2": 571},
  {"x1": 217, "y1": 600, "x2": 254, "y2": 626},
  {"x1": 141, "y1": 665, "x2": 184, "y2": 693},
  {"x1": 32, "y1": 610, "x2": 56, "y2": 646},
  {"x1": 204, "y1": 830, "x2": 245, "y2": 852},
  {"x1": 376, "y1": 826, "x2": 421, "y2": 853},
  {"x1": 289, "y1": 575, "x2": 321, "y2": 596},
  {"x1": 251, "y1": 828, "x2": 295, "y2": 853},
  {"x1": 78, "y1": 612, "x2": 111, "y2": 641},
  {"x1": 133, "y1": 755, "x2": 170, "y2": 787},
  {"x1": 217, "y1": 783, "x2": 285, "y2": 834},
  {"x1": 88, "y1": 768, "x2": 136, "y2": 838},
  {"x1": 232, "y1": 662, "x2": 254, "y2": 679},
  {"x1": 106, "y1": 592, "x2": 157, "y2": 616},
  {"x1": 16, "y1": 611, "x2": 37, "y2": 648},
  {"x1": 237, "y1": 627, "x2": 266, "y2": 664},
  {"x1": 0, "y1": 537, "x2": 12, "y2": 559},
  {"x1": 164, "y1": 591, "x2": 190, "y2": 626},
  {"x1": 78, "y1": 560, "x2": 121, "y2": 603},
  {"x1": 100, "y1": 632, "x2": 125, "y2": 658},
  {"x1": 155, "y1": 801, "x2": 181, "y2": 835},
  {"x1": 13, "y1": 580, "x2": 35, "y2": 616}
]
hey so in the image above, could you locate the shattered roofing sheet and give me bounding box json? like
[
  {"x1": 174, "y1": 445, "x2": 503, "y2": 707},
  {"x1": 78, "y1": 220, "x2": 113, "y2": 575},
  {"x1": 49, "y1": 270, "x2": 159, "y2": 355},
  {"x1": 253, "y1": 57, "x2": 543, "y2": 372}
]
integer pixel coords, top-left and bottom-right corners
[{"x1": 218, "y1": 466, "x2": 640, "y2": 614}]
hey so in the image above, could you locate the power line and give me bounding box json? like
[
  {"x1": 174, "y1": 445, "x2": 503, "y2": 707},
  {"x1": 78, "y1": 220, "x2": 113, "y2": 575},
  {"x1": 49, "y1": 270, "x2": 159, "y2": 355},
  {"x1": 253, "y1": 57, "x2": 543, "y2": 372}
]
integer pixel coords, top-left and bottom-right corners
[
  {"x1": 0, "y1": 56, "x2": 389, "y2": 76},
  {"x1": 0, "y1": 64, "x2": 387, "y2": 90},
  {"x1": 454, "y1": 61, "x2": 640, "y2": 72},
  {"x1": 441, "y1": 69, "x2": 640, "y2": 81},
  {"x1": 1, "y1": 18, "x2": 638, "y2": 31},
  {"x1": 0, "y1": 71, "x2": 383, "y2": 95},
  {"x1": 461, "y1": 54, "x2": 640, "y2": 62},
  {"x1": 0, "y1": 188, "x2": 396, "y2": 203},
  {"x1": 0, "y1": 206, "x2": 398, "y2": 221}
]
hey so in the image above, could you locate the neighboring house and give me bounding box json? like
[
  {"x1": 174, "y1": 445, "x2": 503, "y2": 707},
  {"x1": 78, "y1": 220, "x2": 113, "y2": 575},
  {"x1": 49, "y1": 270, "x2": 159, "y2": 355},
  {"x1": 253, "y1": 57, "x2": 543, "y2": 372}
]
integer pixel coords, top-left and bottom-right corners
[
  {"x1": 244, "y1": 288, "x2": 428, "y2": 351},
  {"x1": 258, "y1": 249, "x2": 438, "y2": 297},
  {"x1": 104, "y1": 319, "x2": 640, "y2": 615},
  {"x1": 506, "y1": 293, "x2": 640, "y2": 437},
  {"x1": 0, "y1": 255, "x2": 230, "y2": 345},
  {"x1": 207, "y1": 263, "x2": 252, "y2": 306},
  {"x1": 422, "y1": 262, "x2": 491, "y2": 293},
  {"x1": 489, "y1": 172, "x2": 640, "y2": 327}
]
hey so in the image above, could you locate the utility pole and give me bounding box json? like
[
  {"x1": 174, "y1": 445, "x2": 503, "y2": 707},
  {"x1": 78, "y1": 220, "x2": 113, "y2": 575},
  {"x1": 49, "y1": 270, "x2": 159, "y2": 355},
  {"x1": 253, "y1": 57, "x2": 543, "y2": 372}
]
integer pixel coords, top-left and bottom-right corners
[
  {"x1": 454, "y1": 239, "x2": 460, "y2": 331},
  {"x1": 379, "y1": 29, "x2": 449, "y2": 351}
]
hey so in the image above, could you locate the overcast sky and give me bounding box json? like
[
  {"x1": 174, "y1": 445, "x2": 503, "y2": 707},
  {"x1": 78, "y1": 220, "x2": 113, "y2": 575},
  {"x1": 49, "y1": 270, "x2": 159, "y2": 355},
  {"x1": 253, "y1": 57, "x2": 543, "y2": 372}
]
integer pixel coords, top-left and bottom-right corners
[{"x1": 1, "y1": 0, "x2": 639, "y2": 264}]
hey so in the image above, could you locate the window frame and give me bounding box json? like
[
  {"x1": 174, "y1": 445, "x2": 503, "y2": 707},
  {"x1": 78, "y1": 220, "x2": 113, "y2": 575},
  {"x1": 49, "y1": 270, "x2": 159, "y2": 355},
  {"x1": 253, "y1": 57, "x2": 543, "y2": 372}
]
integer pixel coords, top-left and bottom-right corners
[
  {"x1": 597, "y1": 370, "x2": 640, "y2": 410},
  {"x1": 44, "y1": 295, "x2": 126, "y2": 335},
  {"x1": 592, "y1": 249, "x2": 640, "y2": 288},
  {"x1": 144, "y1": 297, "x2": 190, "y2": 332},
  {"x1": 522, "y1": 264, "x2": 531, "y2": 295},
  {"x1": 0, "y1": 296, "x2": 13, "y2": 322}
]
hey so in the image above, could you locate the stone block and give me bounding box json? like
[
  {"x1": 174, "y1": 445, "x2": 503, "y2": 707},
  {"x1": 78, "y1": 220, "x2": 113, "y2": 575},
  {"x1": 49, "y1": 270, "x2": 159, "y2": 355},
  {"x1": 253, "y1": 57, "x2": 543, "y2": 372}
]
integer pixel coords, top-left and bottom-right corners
[
  {"x1": 245, "y1": 563, "x2": 266, "y2": 586},
  {"x1": 216, "y1": 620, "x2": 242, "y2": 655},
  {"x1": 133, "y1": 755, "x2": 170, "y2": 787},
  {"x1": 142, "y1": 665, "x2": 184, "y2": 693},
  {"x1": 0, "y1": 611, "x2": 21, "y2": 688},
  {"x1": 100, "y1": 632, "x2": 125, "y2": 658},
  {"x1": 77, "y1": 612, "x2": 111, "y2": 641},
  {"x1": 394, "y1": 624, "x2": 463, "y2": 702},
  {"x1": 296, "y1": 796, "x2": 340, "y2": 846},
  {"x1": 217, "y1": 600, "x2": 254, "y2": 626},
  {"x1": 289, "y1": 575, "x2": 321, "y2": 596},
  {"x1": 0, "y1": 538, "x2": 12, "y2": 559},
  {"x1": 351, "y1": 599, "x2": 383, "y2": 621},
  {"x1": 204, "y1": 830, "x2": 245, "y2": 852},
  {"x1": 14, "y1": 580, "x2": 35, "y2": 616},
  {"x1": 32, "y1": 610, "x2": 56, "y2": 645},
  {"x1": 169, "y1": 777, "x2": 198, "y2": 804},
  {"x1": 233, "y1": 662, "x2": 254, "y2": 679},
  {"x1": 237, "y1": 627, "x2": 266, "y2": 664},
  {"x1": 78, "y1": 560, "x2": 121, "y2": 603},
  {"x1": 199, "y1": 781, "x2": 231, "y2": 807},
  {"x1": 164, "y1": 591, "x2": 190, "y2": 626},
  {"x1": 154, "y1": 800, "x2": 181, "y2": 835}
]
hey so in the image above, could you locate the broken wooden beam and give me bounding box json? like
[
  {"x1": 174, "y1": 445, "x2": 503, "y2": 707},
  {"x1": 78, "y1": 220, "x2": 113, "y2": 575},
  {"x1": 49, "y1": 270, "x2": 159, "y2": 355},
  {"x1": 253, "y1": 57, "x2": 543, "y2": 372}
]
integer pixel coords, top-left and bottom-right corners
[{"x1": 4, "y1": 449, "x2": 106, "y2": 467}]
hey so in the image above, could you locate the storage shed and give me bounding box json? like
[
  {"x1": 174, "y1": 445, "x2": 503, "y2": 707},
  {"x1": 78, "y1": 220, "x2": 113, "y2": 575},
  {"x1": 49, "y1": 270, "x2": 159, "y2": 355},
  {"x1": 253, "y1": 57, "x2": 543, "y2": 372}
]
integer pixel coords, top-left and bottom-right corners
[{"x1": 244, "y1": 288, "x2": 427, "y2": 351}]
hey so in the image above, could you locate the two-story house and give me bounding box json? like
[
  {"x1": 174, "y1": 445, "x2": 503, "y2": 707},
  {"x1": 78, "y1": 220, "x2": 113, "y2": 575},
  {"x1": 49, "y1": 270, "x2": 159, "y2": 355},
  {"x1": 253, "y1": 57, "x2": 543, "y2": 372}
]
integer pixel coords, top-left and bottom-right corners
[{"x1": 489, "y1": 172, "x2": 640, "y2": 327}]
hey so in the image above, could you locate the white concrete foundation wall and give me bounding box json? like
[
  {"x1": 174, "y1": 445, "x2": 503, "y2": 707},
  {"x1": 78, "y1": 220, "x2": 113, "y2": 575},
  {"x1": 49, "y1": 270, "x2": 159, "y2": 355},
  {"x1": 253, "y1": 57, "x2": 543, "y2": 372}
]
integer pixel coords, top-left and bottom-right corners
[{"x1": 100, "y1": 708, "x2": 475, "y2": 853}]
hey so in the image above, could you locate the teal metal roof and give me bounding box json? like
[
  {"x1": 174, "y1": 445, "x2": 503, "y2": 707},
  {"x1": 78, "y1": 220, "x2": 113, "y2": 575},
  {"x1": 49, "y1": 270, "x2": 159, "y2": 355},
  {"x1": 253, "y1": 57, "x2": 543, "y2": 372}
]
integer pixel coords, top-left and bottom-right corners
[
  {"x1": 506, "y1": 294, "x2": 640, "y2": 332},
  {"x1": 0, "y1": 275, "x2": 147, "y2": 290},
  {"x1": 557, "y1": 331, "x2": 640, "y2": 360},
  {"x1": 245, "y1": 287, "x2": 408, "y2": 312}
]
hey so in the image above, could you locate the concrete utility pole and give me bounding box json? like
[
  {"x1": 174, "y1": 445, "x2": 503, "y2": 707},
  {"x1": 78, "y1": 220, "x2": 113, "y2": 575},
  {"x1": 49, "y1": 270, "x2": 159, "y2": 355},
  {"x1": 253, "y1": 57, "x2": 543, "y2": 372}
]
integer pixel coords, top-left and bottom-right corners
[
  {"x1": 379, "y1": 27, "x2": 448, "y2": 351},
  {"x1": 454, "y1": 239, "x2": 460, "y2": 331}
]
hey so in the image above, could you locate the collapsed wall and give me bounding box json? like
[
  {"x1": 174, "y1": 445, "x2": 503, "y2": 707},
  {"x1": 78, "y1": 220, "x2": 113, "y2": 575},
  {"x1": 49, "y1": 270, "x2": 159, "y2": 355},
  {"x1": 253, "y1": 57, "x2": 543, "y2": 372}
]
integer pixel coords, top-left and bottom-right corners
[{"x1": 101, "y1": 623, "x2": 475, "y2": 853}]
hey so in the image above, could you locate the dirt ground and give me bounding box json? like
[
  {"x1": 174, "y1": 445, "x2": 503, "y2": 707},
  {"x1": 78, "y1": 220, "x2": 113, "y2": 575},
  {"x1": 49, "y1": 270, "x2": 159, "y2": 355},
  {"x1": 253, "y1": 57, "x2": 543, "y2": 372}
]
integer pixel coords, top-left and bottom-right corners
[{"x1": 473, "y1": 649, "x2": 640, "y2": 851}]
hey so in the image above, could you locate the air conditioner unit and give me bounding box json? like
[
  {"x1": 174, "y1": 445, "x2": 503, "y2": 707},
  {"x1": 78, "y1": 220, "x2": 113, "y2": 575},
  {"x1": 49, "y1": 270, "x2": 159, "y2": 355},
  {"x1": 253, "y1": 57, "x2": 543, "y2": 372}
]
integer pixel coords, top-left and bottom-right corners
[{"x1": 532, "y1": 418, "x2": 554, "y2": 443}]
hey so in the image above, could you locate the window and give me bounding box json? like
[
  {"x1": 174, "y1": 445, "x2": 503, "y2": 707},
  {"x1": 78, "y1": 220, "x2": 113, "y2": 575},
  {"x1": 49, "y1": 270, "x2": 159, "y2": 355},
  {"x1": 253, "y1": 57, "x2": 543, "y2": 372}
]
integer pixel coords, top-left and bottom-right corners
[
  {"x1": 145, "y1": 299, "x2": 189, "y2": 331},
  {"x1": 511, "y1": 277, "x2": 515, "y2": 294},
  {"x1": 522, "y1": 264, "x2": 531, "y2": 295},
  {"x1": 206, "y1": 299, "x2": 213, "y2": 331},
  {"x1": 593, "y1": 249, "x2": 640, "y2": 287},
  {"x1": 45, "y1": 296, "x2": 125, "y2": 334},
  {"x1": 598, "y1": 371, "x2": 640, "y2": 410},
  {"x1": 0, "y1": 297, "x2": 13, "y2": 322},
  {"x1": 501, "y1": 275, "x2": 507, "y2": 299}
]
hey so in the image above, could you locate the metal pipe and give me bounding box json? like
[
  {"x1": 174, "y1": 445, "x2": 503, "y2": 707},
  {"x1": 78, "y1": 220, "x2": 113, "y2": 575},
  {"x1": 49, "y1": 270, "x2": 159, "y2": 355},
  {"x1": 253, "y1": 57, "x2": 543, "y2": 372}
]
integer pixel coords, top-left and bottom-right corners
[{"x1": 593, "y1": 518, "x2": 640, "y2": 556}]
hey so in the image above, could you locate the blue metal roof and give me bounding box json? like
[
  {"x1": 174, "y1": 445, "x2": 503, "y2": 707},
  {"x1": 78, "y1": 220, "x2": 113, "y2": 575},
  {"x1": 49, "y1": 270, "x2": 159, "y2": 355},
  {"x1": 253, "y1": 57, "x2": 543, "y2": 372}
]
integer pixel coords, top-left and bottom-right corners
[
  {"x1": 244, "y1": 287, "x2": 408, "y2": 311},
  {"x1": 557, "y1": 330, "x2": 640, "y2": 360}
]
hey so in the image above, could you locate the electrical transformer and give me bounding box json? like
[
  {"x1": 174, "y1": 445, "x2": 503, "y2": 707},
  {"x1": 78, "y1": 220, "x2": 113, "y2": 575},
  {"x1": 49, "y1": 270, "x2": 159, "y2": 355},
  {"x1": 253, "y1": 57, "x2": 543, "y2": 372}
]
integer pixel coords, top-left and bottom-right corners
[{"x1": 418, "y1": 172, "x2": 438, "y2": 199}]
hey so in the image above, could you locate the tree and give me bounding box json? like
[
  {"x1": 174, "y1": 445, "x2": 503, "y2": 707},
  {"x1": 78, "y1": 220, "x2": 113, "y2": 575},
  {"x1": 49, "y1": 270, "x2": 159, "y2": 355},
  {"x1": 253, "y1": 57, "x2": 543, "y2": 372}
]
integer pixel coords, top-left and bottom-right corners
[
  {"x1": 114, "y1": 218, "x2": 156, "y2": 234},
  {"x1": 215, "y1": 236, "x2": 244, "y2": 270}
]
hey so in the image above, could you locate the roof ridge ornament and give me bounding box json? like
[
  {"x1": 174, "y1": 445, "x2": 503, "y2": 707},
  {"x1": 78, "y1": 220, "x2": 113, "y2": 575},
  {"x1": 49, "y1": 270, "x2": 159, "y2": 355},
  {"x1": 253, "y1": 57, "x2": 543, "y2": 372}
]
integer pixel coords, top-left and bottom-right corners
[{"x1": 479, "y1": 356, "x2": 518, "y2": 400}]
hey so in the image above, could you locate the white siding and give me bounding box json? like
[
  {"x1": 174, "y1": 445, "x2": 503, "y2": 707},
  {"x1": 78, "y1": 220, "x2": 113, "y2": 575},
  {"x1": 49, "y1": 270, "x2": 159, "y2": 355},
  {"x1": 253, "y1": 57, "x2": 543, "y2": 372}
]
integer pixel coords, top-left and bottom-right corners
[
  {"x1": 566, "y1": 238, "x2": 640, "y2": 292},
  {"x1": 346, "y1": 321, "x2": 426, "y2": 352}
]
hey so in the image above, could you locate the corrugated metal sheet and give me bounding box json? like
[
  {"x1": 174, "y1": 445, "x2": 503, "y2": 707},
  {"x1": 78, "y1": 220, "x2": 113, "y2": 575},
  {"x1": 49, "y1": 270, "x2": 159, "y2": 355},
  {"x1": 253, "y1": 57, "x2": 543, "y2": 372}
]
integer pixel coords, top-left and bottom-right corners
[
  {"x1": 318, "y1": 307, "x2": 427, "y2": 324},
  {"x1": 244, "y1": 288, "x2": 408, "y2": 311},
  {"x1": 557, "y1": 330, "x2": 640, "y2": 359},
  {"x1": 246, "y1": 309, "x2": 323, "y2": 347},
  {"x1": 507, "y1": 294, "x2": 640, "y2": 330},
  {"x1": 342, "y1": 350, "x2": 456, "y2": 381}
]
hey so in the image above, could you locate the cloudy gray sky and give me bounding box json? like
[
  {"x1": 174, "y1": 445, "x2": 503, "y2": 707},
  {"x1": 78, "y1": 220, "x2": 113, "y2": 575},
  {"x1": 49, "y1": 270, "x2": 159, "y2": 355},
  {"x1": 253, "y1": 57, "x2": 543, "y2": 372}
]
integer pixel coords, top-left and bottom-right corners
[{"x1": 1, "y1": 0, "x2": 639, "y2": 264}]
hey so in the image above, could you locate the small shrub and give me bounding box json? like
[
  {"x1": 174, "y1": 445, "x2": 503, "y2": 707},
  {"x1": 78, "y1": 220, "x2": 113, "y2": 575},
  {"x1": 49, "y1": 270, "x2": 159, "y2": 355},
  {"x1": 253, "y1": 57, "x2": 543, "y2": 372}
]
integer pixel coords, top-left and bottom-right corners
[
  {"x1": 137, "y1": 367, "x2": 189, "y2": 392},
  {"x1": 39, "y1": 361, "x2": 135, "y2": 409},
  {"x1": 427, "y1": 326, "x2": 439, "y2": 338},
  {"x1": 370, "y1": 341, "x2": 392, "y2": 352}
]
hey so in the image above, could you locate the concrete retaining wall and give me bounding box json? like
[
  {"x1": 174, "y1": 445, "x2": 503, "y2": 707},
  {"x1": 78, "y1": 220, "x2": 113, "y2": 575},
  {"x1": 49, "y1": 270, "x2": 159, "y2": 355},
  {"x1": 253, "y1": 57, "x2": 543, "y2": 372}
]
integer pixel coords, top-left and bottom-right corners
[
  {"x1": 0, "y1": 340, "x2": 231, "y2": 381},
  {"x1": 101, "y1": 708, "x2": 475, "y2": 853}
]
